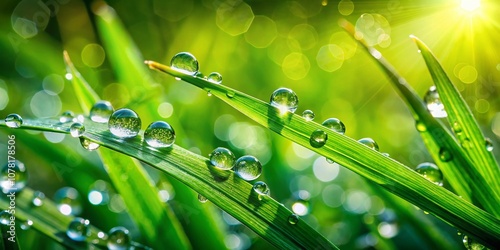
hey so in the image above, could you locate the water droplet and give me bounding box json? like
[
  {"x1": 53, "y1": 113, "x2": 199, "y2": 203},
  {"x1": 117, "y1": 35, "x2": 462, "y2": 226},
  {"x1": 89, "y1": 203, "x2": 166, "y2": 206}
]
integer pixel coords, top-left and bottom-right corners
[
  {"x1": 270, "y1": 88, "x2": 299, "y2": 114},
  {"x1": 226, "y1": 90, "x2": 235, "y2": 98},
  {"x1": 90, "y1": 100, "x2": 114, "y2": 123},
  {"x1": 439, "y1": 148, "x2": 452, "y2": 162},
  {"x1": 461, "y1": 138, "x2": 472, "y2": 148},
  {"x1": 20, "y1": 220, "x2": 33, "y2": 230},
  {"x1": 108, "y1": 108, "x2": 141, "y2": 139},
  {"x1": 415, "y1": 121, "x2": 426, "y2": 132},
  {"x1": 326, "y1": 158, "x2": 334, "y2": 164},
  {"x1": 424, "y1": 86, "x2": 447, "y2": 118},
  {"x1": 234, "y1": 155, "x2": 262, "y2": 181},
  {"x1": 358, "y1": 138, "x2": 379, "y2": 151},
  {"x1": 32, "y1": 191, "x2": 46, "y2": 206},
  {"x1": 80, "y1": 137, "x2": 100, "y2": 151},
  {"x1": 88, "y1": 180, "x2": 111, "y2": 205},
  {"x1": 66, "y1": 217, "x2": 90, "y2": 241},
  {"x1": 107, "y1": 226, "x2": 131, "y2": 250},
  {"x1": 322, "y1": 118, "x2": 346, "y2": 134},
  {"x1": 207, "y1": 72, "x2": 223, "y2": 84},
  {"x1": 252, "y1": 181, "x2": 270, "y2": 199},
  {"x1": 198, "y1": 193, "x2": 208, "y2": 203},
  {"x1": 170, "y1": 52, "x2": 199, "y2": 75},
  {"x1": 485, "y1": 138, "x2": 494, "y2": 152},
  {"x1": 0, "y1": 211, "x2": 11, "y2": 225},
  {"x1": 452, "y1": 122, "x2": 462, "y2": 134},
  {"x1": 207, "y1": 90, "x2": 212, "y2": 96},
  {"x1": 144, "y1": 121, "x2": 175, "y2": 148},
  {"x1": 463, "y1": 235, "x2": 487, "y2": 250},
  {"x1": 5, "y1": 114, "x2": 23, "y2": 128},
  {"x1": 415, "y1": 162, "x2": 443, "y2": 186},
  {"x1": 310, "y1": 129, "x2": 328, "y2": 148},
  {"x1": 70, "y1": 122, "x2": 85, "y2": 138},
  {"x1": 302, "y1": 110, "x2": 315, "y2": 121},
  {"x1": 195, "y1": 72, "x2": 206, "y2": 79},
  {"x1": 54, "y1": 187, "x2": 82, "y2": 215},
  {"x1": 209, "y1": 147, "x2": 236, "y2": 170},
  {"x1": 1, "y1": 160, "x2": 28, "y2": 194},
  {"x1": 288, "y1": 214, "x2": 299, "y2": 225},
  {"x1": 60, "y1": 111, "x2": 75, "y2": 123}
]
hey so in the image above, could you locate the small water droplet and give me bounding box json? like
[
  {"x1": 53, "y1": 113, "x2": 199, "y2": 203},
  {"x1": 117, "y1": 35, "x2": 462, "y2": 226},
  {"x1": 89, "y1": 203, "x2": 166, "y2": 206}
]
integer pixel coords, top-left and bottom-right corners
[
  {"x1": 174, "y1": 77, "x2": 181, "y2": 81},
  {"x1": 485, "y1": 138, "x2": 494, "y2": 152},
  {"x1": 461, "y1": 138, "x2": 472, "y2": 148},
  {"x1": 70, "y1": 122, "x2": 85, "y2": 137},
  {"x1": 424, "y1": 86, "x2": 447, "y2": 118},
  {"x1": 322, "y1": 118, "x2": 346, "y2": 134},
  {"x1": 32, "y1": 191, "x2": 46, "y2": 206},
  {"x1": 310, "y1": 129, "x2": 328, "y2": 148},
  {"x1": 195, "y1": 72, "x2": 206, "y2": 79},
  {"x1": 207, "y1": 90, "x2": 212, "y2": 96},
  {"x1": 321, "y1": 0, "x2": 328, "y2": 6},
  {"x1": 302, "y1": 110, "x2": 315, "y2": 121},
  {"x1": 108, "y1": 108, "x2": 141, "y2": 139},
  {"x1": 226, "y1": 90, "x2": 235, "y2": 98},
  {"x1": 234, "y1": 155, "x2": 262, "y2": 181},
  {"x1": 463, "y1": 235, "x2": 487, "y2": 250},
  {"x1": 358, "y1": 138, "x2": 379, "y2": 151},
  {"x1": 144, "y1": 121, "x2": 175, "y2": 148},
  {"x1": 170, "y1": 52, "x2": 199, "y2": 75},
  {"x1": 452, "y1": 122, "x2": 462, "y2": 134},
  {"x1": 88, "y1": 180, "x2": 111, "y2": 205},
  {"x1": 20, "y1": 220, "x2": 33, "y2": 230},
  {"x1": 80, "y1": 137, "x2": 100, "y2": 151},
  {"x1": 108, "y1": 226, "x2": 131, "y2": 250},
  {"x1": 382, "y1": 152, "x2": 390, "y2": 157},
  {"x1": 60, "y1": 111, "x2": 75, "y2": 123},
  {"x1": 5, "y1": 114, "x2": 23, "y2": 128},
  {"x1": 209, "y1": 147, "x2": 236, "y2": 170},
  {"x1": 1, "y1": 160, "x2": 28, "y2": 194},
  {"x1": 288, "y1": 214, "x2": 299, "y2": 225},
  {"x1": 270, "y1": 88, "x2": 299, "y2": 114},
  {"x1": 415, "y1": 120, "x2": 426, "y2": 132},
  {"x1": 90, "y1": 101, "x2": 114, "y2": 123},
  {"x1": 252, "y1": 181, "x2": 270, "y2": 200},
  {"x1": 54, "y1": 187, "x2": 82, "y2": 215},
  {"x1": 439, "y1": 148, "x2": 452, "y2": 162},
  {"x1": 66, "y1": 217, "x2": 90, "y2": 241},
  {"x1": 415, "y1": 162, "x2": 443, "y2": 186},
  {"x1": 198, "y1": 193, "x2": 208, "y2": 203},
  {"x1": 0, "y1": 211, "x2": 11, "y2": 225},
  {"x1": 207, "y1": 72, "x2": 223, "y2": 84}
]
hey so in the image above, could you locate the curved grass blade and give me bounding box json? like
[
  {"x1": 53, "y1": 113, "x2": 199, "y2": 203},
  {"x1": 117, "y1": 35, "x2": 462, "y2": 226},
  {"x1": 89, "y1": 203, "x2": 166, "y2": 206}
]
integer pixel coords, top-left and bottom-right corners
[
  {"x1": 339, "y1": 20, "x2": 500, "y2": 217},
  {"x1": 64, "y1": 54, "x2": 191, "y2": 250},
  {"x1": 144, "y1": 61, "x2": 500, "y2": 247},
  {"x1": 0, "y1": 119, "x2": 338, "y2": 250},
  {"x1": 412, "y1": 36, "x2": 500, "y2": 205}
]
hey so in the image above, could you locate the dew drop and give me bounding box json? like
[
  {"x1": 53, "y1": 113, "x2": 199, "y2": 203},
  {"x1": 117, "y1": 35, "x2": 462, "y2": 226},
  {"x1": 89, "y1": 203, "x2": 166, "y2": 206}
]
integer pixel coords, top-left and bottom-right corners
[
  {"x1": 310, "y1": 129, "x2": 328, "y2": 148},
  {"x1": 60, "y1": 111, "x2": 75, "y2": 123},
  {"x1": 302, "y1": 110, "x2": 315, "y2": 121},
  {"x1": 461, "y1": 138, "x2": 472, "y2": 148},
  {"x1": 288, "y1": 214, "x2": 299, "y2": 225},
  {"x1": 70, "y1": 122, "x2": 85, "y2": 138},
  {"x1": 415, "y1": 120, "x2": 426, "y2": 132},
  {"x1": 485, "y1": 138, "x2": 494, "y2": 152},
  {"x1": 322, "y1": 118, "x2": 346, "y2": 134},
  {"x1": 32, "y1": 191, "x2": 46, "y2": 207},
  {"x1": 108, "y1": 226, "x2": 131, "y2": 250},
  {"x1": 226, "y1": 90, "x2": 235, "y2": 98},
  {"x1": 439, "y1": 148, "x2": 452, "y2": 162},
  {"x1": 0, "y1": 211, "x2": 11, "y2": 225},
  {"x1": 415, "y1": 162, "x2": 443, "y2": 186},
  {"x1": 234, "y1": 155, "x2": 262, "y2": 181},
  {"x1": 54, "y1": 187, "x2": 82, "y2": 216},
  {"x1": 170, "y1": 52, "x2": 199, "y2": 75},
  {"x1": 90, "y1": 100, "x2": 114, "y2": 123},
  {"x1": 452, "y1": 122, "x2": 462, "y2": 135},
  {"x1": 207, "y1": 90, "x2": 212, "y2": 97},
  {"x1": 5, "y1": 113, "x2": 23, "y2": 128},
  {"x1": 209, "y1": 147, "x2": 236, "y2": 170},
  {"x1": 270, "y1": 88, "x2": 299, "y2": 114},
  {"x1": 66, "y1": 217, "x2": 90, "y2": 241},
  {"x1": 108, "y1": 108, "x2": 141, "y2": 139},
  {"x1": 358, "y1": 138, "x2": 379, "y2": 151},
  {"x1": 463, "y1": 235, "x2": 487, "y2": 250},
  {"x1": 80, "y1": 137, "x2": 100, "y2": 151},
  {"x1": 20, "y1": 219, "x2": 33, "y2": 230},
  {"x1": 326, "y1": 158, "x2": 334, "y2": 164},
  {"x1": 207, "y1": 72, "x2": 223, "y2": 84},
  {"x1": 144, "y1": 121, "x2": 175, "y2": 148},
  {"x1": 252, "y1": 181, "x2": 270, "y2": 199},
  {"x1": 1, "y1": 160, "x2": 28, "y2": 194},
  {"x1": 198, "y1": 193, "x2": 208, "y2": 203},
  {"x1": 424, "y1": 86, "x2": 447, "y2": 118}
]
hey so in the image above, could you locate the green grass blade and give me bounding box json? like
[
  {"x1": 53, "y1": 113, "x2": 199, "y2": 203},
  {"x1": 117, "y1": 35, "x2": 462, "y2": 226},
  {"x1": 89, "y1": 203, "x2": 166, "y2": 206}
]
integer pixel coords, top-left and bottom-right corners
[
  {"x1": 412, "y1": 36, "x2": 500, "y2": 206},
  {"x1": 1, "y1": 119, "x2": 338, "y2": 250},
  {"x1": 143, "y1": 61, "x2": 500, "y2": 247}
]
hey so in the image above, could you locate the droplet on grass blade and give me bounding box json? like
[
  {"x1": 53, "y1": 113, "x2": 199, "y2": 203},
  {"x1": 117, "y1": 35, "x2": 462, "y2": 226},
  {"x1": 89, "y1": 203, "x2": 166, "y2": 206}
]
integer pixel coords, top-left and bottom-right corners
[
  {"x1": 415, "y1": 162, "x2": 443, "y2": 186},
  {"x1": 144, "y1": 121, "x2": 175, "y2": 148},
  {"x1": 322, "y1": 118, "x2": 346, "y2": 134},
  {"x1": 270, "y1": 88, "x2": 299, "y2": 114},
  {"x1": 108, "y1": 108, "x2": 141, "y2": 139},
  {"x1": 0, "y1": 211, "x2": 10, "y2": 225},
  {"x1": 198, "y1": 193, "x2": 208, "y2": 203},
  {"x1": 288, "y1": 214, "x2": 299, "y2": 225},
  {"x1": 170, "y1": 52, "x2": 199, "y2": 75},
  {"x1": 207, "y1": 72, "x2": 223, "y2": 84},
  {"x1": 32, "y1": 191, "x2": 46, "y2": 206},
  {"x1": 60, "y1": 111, "x2": 75, "y2": 123},
  {"x1": 310, "y1": 129, "x2": 327, "y2": 148},
  {"x1": 439, "y1": 148, "x2": 452, "y2": 162},
  {"x1": 485, "y1": 138, "x2": 493, "y2": 152},
  {"x1": 424, "y1": 86, "x2": 447, "y2": 118},
  {"x1": 70, "y1": 122, "x2": 85, "y2": 137},
  {"x1": 1, "y1": 160, "x2": 28, "y2": 194},
  {"x1": 252, "y1": 181, "x2": 270, "y2": 200},
  {"x1": 54, "y1": 187, "x2": 82, "y2": 216},
  {"x1": 66, "y1": 217, "x2": 90, "y2": 241},
  {"x1": 90, "y1": 100, "x2": 114, "y2": 123},
  {"x1": 5, "y1": 113, "x2": 23, "y2": 128},
  {"x1": 108, "y1": 227, "x2": 131, "y2": 250},
  {"x1": 302, "y1": 110, "x2": 315, "y2": 121},
  {"x1": 209, "y1": 147, "x2": 236, "y2": 170},
  {"x1": 234, "y1": 155, "x2": 262, "y2": 181},
  {"x1": 358, "y1": 138, "x2": 379, "y2": 151},
  {"x1": 80, "y1": 137, "x2": 100, "y2": 151}
]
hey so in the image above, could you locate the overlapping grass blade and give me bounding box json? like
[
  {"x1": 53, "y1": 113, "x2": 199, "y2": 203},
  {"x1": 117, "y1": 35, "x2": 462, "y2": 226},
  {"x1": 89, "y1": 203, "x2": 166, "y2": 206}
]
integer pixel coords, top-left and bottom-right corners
[
  {"x1": 144, "y1": 60, "x2": 500, "y2": 247},
  {"x1": 64, "y1": 53, "x2": 191, "y2": 250},
  {"x1": 412, "y1": 36, "x2": 500, "y2": 208}
]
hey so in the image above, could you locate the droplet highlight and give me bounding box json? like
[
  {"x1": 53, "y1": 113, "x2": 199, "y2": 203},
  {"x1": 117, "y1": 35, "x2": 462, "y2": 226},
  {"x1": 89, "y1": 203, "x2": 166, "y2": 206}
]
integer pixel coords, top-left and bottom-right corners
[
  {"x1": 90, "y1": 100, "x2": 114, "y2": 123},
  {"x1": 209, "y1": 147, "x2": 236, "y2": 170},
  {"x1": 424, "y1": 86, "x2": 447, "y2": 118},
  {"x1": 358, "y1": 138, "x2": 379, "y2": 151},
  {"x1": 198, "y1": 193, "x2": 208, "y2": 203},
  {"x1": 70, "y1": 122, "x2": 85, "y2": 138},
  {"x1": 310, "y1": 129, "x2": 328, "y2": 148},
  {"x1": 107, "y1": 226, "x2": 131, "y2": 250},
  {"x1": 32, "y1": 191, "x2": 46, "y2": 206},
  {"x1": 108, "y1": 108, "x2": 141, "y2": 139},
  {"x1": 270, "y1": 88, "x2": 299, "y2": 114},
  {"x1": 5, "y1": 114, "x2": 23, "y2": 128},
  {"x1": 288, "y1": 214, "x2": 299, "y2": 225},
  {"x1": 322, "y1": 118, "x2": 346, "y2": 134},
  {"x1": 234, "y1": 155, "x2": 262, "y2": 181},
  {"x1": 485, "y1": 138, "x2": 493, "y2": 152},
  {"x1": 20, "y1": 219, "x2": 33, "y2": 230},
  {"x1": 170, "y1": 52, "x2": 199, "y2": 75},
  {"x1": 302, "y1": 110, "x2": 315, "y2": 121},
  {"x1": 415, "y1": 162, "x2": 443, "y2": 186},
  {"x1": 439, "y1": 148, "x2": 452, "y2": 162},
  {"x1": 66, "y1": 217, "x2": 90, "y2": 241},
  {"x1": 144, "y1": 121, "x2": 175, "y2": 148}
]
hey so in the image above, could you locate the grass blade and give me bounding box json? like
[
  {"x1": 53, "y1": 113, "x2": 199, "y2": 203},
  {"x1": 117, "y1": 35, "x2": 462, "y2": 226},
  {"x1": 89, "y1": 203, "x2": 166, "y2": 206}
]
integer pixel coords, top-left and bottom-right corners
[{"x1": 144, "y1": 60, "x2": 500, "y2": 247}]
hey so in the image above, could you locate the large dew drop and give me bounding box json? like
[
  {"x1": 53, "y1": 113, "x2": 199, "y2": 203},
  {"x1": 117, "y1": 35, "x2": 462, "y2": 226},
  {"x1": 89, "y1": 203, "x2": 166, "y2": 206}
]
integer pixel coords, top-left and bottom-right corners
[
  {"x1": 207, "y1": 72, "x2": 223, "y2": 84},
  {"x1": 302, "y1": 110, "x2": 315, "y2": 121},
  {"x1": 70, "y1": 122, "x2": 85, "y2": 138},
  {"x1": 107, "y1": 226, "x2": 131, "y2": 250},
  {"x1": 66, "y1": 217, "x2": 90, "y2": 241},
  {"x1": 252, "y1": 181, "x2": 270, "y2": 200},
  {"x1": 415, "y1": 162, "x2": 443, "y2": 186},
  {"x1": 144, "y1": 121, "x2": 175, "y2": 148},
  {"x1": 108, "y1": 108, "x2": 141, "y2": 139},
  {"x1": 5, "y1": 114, "x2": 23, "y2": 128},
  {"x1": 1, "y1": 160, "x2": 28, "y2": 194},
  {"x1": 90, "y1": 100, "x2": 114, "y2": 123},
  {"x1": 54, "y1": 187, "x2": 82, "y2": 216},
  {"x1": 170, "y1": 52, "x2": 199, "y2": 75},
  {"x1": 234, "y1": 155, "x2": 262, "y2": 181},
  {"x1": 310, "y1": 129, "x2": 328, "y2": 148},
  {"x1": 270, "y1": 88, "x2": 299, "y2": 114},
  {"x1": 209, "y1": 147, "x2": 236, "y2": 170},
  {"x1": 80, "y1": 137, "x2": 100, "y2": 151},
  {"x1": 424, "y1": 86, "x2": 447, "y2": 118},
  {"x1": 358, "y1": 138, "x2": 379, "y2": 151},
  {"x1": 322, "y1": 118, "x2": 346, "y2": 134}
]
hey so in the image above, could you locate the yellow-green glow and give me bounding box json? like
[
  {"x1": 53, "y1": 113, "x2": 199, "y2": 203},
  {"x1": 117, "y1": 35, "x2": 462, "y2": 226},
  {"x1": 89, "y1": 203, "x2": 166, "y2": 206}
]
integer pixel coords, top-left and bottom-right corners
[{"x1": 461, "y1": 0, "x2": 481, "y2": 12}]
